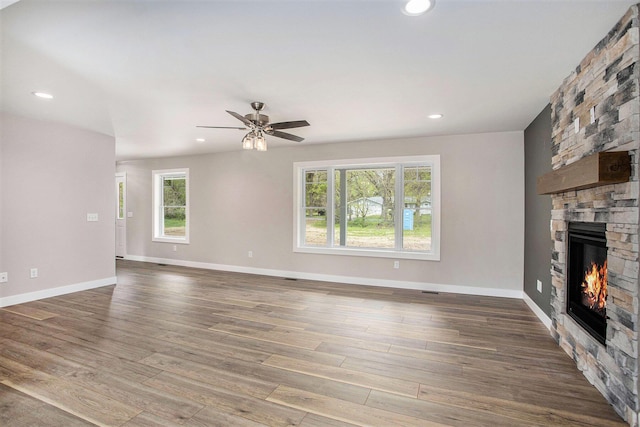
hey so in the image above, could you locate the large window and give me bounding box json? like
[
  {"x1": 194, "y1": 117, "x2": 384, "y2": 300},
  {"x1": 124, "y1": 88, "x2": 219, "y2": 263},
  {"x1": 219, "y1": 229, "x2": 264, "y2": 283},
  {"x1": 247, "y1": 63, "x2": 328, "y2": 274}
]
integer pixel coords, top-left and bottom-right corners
[
  {"x1": 153, "y1": 168, "x2": 189, "y2": 243},
  {"x1": 294, "y1": 156, "x2": 440, "y2": 260}
]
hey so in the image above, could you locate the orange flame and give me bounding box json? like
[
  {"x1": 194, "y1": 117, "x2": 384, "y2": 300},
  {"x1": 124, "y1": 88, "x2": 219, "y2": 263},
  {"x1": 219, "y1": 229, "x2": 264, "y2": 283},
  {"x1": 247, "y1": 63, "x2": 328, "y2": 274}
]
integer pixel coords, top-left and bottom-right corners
[{"x1": 581, "y1": 259, "x2": 607, "y2": 315}]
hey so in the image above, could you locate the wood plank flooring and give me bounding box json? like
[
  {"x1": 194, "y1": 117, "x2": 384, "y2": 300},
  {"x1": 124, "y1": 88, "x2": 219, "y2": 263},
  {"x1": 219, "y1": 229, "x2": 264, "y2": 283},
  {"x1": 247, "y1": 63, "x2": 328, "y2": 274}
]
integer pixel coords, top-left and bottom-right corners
[{"x1": 0, "y1": 260, "x2": 627, "y2": 426}]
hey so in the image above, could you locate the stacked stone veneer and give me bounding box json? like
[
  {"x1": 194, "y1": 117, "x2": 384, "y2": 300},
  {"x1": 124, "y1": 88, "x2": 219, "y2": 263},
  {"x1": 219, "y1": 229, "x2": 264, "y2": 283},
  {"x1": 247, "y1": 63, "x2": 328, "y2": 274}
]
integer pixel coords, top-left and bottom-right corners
[{"x1": 549, "y1": 5, "x2": 640, "y2": 425}]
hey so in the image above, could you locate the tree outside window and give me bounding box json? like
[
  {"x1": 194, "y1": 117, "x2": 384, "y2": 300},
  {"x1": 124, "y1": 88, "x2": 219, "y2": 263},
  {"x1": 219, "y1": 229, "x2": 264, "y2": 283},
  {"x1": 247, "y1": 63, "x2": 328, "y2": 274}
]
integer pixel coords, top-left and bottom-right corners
[
  {"x1": 153, "y1": 169, "x2": 189, "y2": 243},
  {"x1": 295, "y1": 156, "x2": 440, "y2": 260}
]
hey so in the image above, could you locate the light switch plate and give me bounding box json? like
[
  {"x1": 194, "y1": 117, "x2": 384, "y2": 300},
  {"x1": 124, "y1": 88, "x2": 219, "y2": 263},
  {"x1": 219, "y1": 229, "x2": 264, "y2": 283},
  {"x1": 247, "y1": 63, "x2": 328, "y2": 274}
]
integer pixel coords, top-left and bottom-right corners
[
  {"x1": 87, "y1": 213, "x2": 99, "y2": 222},
  {"x1": 536, "y1": 279, "x2": 542, "y2": 293}
]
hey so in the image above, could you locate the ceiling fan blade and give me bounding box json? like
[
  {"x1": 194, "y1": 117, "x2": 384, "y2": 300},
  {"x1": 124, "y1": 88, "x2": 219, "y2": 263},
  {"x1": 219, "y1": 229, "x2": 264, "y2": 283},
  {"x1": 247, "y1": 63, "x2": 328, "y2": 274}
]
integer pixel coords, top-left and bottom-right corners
[
  {"x1": 226, "y1": 110, "x2": 254, "y2": 127},
  {"x1": 196, "y1": 125, "x2": 247, "y2": 130},
  {"x1": 268, "y1": 129, "x2": 305, "y2": 142},
  {"x1": 269, "y1": 120, "x2": 310, "y2": 130}
]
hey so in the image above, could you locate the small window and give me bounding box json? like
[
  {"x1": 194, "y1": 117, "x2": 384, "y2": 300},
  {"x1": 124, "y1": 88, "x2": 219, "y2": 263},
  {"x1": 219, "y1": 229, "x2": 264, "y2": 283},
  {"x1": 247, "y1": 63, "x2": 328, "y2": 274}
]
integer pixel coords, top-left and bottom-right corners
[
  {"x1": 153, "y1": 169, "x2": 189, "y2": 243},
  {"x1": 117, "y1": 181, "x2": 125, "y2": 220}
]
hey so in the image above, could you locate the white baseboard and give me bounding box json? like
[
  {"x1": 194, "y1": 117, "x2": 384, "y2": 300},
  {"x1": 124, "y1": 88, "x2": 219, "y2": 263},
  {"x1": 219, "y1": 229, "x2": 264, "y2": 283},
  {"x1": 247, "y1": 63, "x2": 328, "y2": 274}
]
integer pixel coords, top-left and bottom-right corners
[
  {"x1": 523, "y1": 291, "x2": 552, "y2": 329},
  {"x1": 123, "y1": 255, "x2": 524, "y2": 299},
  {"x1": 0, "y1": 276, "x2": 117, "y2": 308},
  {"x1": 0, "y1": 254, "x2": 553, "y2": 338},
  {"x1": 1, "y1": 259, "x2": 552, "y2": 331}
]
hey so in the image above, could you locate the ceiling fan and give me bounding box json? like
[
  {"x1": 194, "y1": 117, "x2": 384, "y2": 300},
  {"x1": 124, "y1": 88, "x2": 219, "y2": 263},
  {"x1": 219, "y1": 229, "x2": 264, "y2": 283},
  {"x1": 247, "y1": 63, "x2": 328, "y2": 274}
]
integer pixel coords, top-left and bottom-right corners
[{"x1": 197, "y1": 102, "x2": 310, "y2": 151}]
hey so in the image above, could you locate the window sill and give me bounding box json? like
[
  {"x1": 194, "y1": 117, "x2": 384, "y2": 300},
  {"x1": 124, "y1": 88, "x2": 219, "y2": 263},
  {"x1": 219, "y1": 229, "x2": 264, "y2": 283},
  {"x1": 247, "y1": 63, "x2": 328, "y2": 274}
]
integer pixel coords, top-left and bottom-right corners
[
  {"x1": 294, "y1": 245, "x2": 440, "y2": 261},
  {"x1": 152, "y1": 237, "x2": 190, "y2": 244}
]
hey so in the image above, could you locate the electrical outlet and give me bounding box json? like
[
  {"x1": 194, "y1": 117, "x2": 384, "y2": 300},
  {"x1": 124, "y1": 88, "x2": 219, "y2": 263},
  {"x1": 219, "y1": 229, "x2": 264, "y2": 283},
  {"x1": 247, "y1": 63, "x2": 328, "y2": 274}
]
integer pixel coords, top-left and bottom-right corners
[
  {"x1": 0, "y1": 272, "x2": 7, "y2": 283},
  {"x1": 393, "y1": 261, "x2": 400, "y2": 269},
  {"x1": 30, "y1": 268, "x2": 38, "y2": 279},
  {"x1": 248, "y1": 251, "x2": 253, "y2": 258},
  {"x1": 172, "y1": 245, "x2": 177, "y2": 252},
  {"x1": 536, "y1": 279, "x2": 542, "y2": 293}
]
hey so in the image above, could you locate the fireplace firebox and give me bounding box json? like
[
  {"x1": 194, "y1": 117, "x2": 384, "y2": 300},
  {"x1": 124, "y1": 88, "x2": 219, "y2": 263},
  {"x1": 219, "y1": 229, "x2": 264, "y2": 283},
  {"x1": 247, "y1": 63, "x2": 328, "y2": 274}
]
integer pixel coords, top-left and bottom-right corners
[{"x1": 566, "y1": 222, "x2": 607, "y2": 345}]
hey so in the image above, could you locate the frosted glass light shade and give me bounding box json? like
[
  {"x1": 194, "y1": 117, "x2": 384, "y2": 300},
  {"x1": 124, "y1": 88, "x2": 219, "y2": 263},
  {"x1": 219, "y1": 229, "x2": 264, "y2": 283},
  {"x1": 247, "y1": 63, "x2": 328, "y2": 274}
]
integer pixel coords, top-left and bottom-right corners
[
  {"x1": 242, "y1": 133, "x2": 255, "y2": 150},
  {"x1": 255, "y1": 135, "x2": 267, "y2": 151}
]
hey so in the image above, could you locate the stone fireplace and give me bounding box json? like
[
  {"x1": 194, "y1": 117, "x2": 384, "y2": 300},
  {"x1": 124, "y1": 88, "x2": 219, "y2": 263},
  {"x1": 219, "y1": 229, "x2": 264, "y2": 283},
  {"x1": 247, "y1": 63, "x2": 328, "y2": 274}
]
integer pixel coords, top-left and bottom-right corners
[{"x1": 547, "y1": 4, "x2": 640, "y2": 425}]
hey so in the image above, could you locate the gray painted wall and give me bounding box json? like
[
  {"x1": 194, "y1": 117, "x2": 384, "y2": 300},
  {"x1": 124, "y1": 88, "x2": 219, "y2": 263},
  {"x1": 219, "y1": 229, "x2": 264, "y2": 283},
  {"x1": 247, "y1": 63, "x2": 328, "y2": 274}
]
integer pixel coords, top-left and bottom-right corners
[
  {"x1": 0, "y1": 113, "x2": 116, "y2": 301},
  {"x1": 118, "y1": 131, "x2": 525, "y2": 294},
  {"x1": 524, "y1": 105, "x2": 553, "y2": 316}
]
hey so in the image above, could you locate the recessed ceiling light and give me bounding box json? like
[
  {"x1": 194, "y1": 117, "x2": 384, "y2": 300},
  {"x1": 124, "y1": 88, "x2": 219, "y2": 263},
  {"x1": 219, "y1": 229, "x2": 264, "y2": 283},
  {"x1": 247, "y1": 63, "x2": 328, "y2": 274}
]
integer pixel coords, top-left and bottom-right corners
[
  {"x1": 403, "y1": 0, "x2": 435, "y2": 16},
  {"x1": 196, "y1": 138, "x2": 205, "y2": 142},
  {"x1": 428, "y1": 113, "x2": 443, "y2": 119},
  {"x1": 32, "y1": 91, "x2": 54, "y2": 99}
]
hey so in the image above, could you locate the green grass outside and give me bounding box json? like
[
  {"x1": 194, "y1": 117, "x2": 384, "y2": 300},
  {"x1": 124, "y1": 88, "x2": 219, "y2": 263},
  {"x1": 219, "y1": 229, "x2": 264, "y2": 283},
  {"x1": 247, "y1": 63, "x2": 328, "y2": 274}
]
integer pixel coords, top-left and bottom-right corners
[
  {"x1": 164, "y1": 218, "x2": 186, "y2": 236},
  {"x1": 164, "y1": 218, "x2": 186, "y2": 228},
  {"x1": 308, "y1": 214, "x2": 431, "y2": 238}
]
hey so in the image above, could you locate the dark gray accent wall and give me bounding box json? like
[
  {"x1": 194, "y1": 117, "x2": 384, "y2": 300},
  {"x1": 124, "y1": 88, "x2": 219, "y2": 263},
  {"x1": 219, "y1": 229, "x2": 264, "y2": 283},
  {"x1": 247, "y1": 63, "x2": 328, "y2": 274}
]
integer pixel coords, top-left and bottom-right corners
[{"x1": 524, "y1": 104, "x2": 553, "y2": 317}]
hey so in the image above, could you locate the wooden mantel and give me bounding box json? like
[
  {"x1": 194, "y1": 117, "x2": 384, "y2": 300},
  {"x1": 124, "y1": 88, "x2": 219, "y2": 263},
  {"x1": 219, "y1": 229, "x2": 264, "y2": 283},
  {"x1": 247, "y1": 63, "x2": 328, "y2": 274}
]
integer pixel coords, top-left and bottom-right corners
[{"x1": 537, "y1": 151, "x2": 630, "y2": 195}]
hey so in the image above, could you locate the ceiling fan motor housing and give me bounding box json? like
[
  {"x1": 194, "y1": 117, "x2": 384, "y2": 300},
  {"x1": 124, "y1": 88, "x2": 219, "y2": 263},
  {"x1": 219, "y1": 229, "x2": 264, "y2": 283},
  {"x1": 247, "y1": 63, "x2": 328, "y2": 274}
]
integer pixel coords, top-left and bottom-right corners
[{"x1": 245, "y1": 113, "x2": 270, "y2": 126}]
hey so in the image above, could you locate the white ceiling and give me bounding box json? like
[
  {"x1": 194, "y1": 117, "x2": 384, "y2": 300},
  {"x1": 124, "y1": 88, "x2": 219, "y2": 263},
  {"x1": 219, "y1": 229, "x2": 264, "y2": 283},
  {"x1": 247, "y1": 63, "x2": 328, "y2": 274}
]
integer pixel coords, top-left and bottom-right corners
[{"x1": 1, "y1": 0, "x2": 636, "y2": 161}]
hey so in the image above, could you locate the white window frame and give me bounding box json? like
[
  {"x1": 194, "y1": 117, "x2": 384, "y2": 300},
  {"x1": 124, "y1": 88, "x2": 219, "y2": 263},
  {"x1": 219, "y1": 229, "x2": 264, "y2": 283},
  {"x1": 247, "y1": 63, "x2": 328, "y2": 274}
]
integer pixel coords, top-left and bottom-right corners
[
  {"x1": 152, "y1": 168, "x2": 190, "y2": 244},
  {"x1": 293, "y1": 155, "x2": 440, "y2": 261}
]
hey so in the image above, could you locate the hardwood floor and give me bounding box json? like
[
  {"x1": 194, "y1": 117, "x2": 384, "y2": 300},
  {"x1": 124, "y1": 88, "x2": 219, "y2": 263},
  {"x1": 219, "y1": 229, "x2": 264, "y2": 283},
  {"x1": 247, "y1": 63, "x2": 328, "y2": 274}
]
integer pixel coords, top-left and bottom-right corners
[{"x1": 0, "y1": 260, "x2": 627, "y2": 426}]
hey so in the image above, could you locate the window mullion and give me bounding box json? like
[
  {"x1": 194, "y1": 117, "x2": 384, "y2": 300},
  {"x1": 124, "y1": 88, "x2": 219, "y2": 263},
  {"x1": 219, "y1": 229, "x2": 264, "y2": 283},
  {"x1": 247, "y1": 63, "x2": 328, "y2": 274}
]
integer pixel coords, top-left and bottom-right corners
[
  {"x1": 395, "y1": 164, "x2": 403, "y2": 250},
  {"x1": 339, "y1": 169, "x2": 347, "y2": 247},
  {"x1": 326, "y1": 167, "x2": 334, "y2": 247}
]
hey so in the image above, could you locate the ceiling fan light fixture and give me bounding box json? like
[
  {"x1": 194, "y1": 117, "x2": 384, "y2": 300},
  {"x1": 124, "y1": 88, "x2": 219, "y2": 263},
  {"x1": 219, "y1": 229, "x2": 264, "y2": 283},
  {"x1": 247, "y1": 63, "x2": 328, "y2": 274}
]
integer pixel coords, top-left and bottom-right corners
[
  {"x1": 403, "y1": 0, "x2": 435, "y2": 16},
  {"x1": 255, "y1": 133, "x2": 267, "y2": 151},
  {"x1": 242, "y1": 132, "x2": 255, "y2": 150}
]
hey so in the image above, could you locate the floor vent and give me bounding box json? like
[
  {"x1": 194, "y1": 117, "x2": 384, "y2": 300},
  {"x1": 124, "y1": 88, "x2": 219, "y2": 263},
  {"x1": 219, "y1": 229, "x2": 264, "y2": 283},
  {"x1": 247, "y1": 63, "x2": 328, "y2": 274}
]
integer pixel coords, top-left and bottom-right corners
[
  {"x1": 284, "y1": 277, "x2": 298, "y2": 281},
  {"x1": 421, "y1": 291, "x2": 439, "y2": 295},
  {"x1": 157, "y1": 263, "x2": 168, "y2": 266}
]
